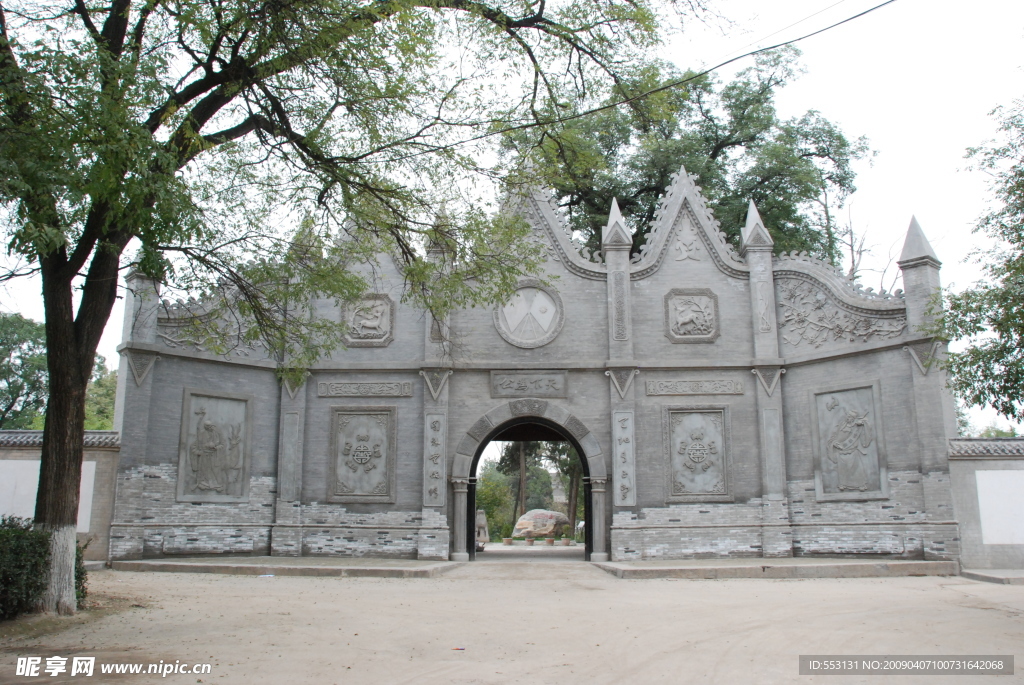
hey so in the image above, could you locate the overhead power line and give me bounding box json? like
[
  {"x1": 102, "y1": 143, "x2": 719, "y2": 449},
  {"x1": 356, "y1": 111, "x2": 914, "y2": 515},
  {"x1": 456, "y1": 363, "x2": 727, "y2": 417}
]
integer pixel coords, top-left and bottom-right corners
[{"x1": 395, "y1": 0, "x2": 899, "y2": 160}]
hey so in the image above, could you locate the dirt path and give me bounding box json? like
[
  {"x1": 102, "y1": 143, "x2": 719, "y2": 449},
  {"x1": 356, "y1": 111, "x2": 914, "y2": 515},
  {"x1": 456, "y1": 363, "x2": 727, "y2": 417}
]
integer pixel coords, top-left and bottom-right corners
[{"x1": 2, "y1": 564, "x2": 1022, "y2": 684}]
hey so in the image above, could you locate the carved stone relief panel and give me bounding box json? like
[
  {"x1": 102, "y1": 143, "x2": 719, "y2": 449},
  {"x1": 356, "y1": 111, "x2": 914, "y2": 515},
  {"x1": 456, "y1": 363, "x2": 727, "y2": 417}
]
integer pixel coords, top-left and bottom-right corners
[
  {"x1": 318, "y1": 381, "x2": 412, "y2": 397},
  {"x1": 423, "y1": 413, "x2": 446, "y2": 507},
  {"x1": 612, "y1": 271, "x2": 628, "y2": 341},
  {"x1": 613, "y1": 411, "x2": 636, "y2": 507},
  {"x1": 328, "y1": 406, "x2": 397, "y2": 502},
  {"x1": 664, "y1": 288, "x2": 720, "y2": 344},
  {"x1": 812, "y1": 382, "x2": 888, "y2": 501},
  {"x1": 776, "y1": 278, "x2": 906, "y2": 349},
  {"x1": 493, "y1": 278, "x2": 564, "y2": 348},
  {"x1": 176, "y1": 388, "x2": 253, "y2": 503},
  {"x1": 664, "y1": 406, "x2": 732, "y2": 503},
  {"x1": 490, "y1": 370, "x2": 567, "y2": 398},
  {"x1": 343, "y1": 294, "x2": 395, "y2": 347},
  {"x1": 646, "y1": 379, "x2": 743, "y2": 396}
]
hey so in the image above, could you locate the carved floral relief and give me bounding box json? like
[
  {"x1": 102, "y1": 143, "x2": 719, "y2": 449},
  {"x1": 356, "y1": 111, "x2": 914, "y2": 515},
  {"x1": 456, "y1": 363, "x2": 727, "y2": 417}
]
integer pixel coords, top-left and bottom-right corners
[{"x1": 776, "y1": 278, "x2": 906, "y2": 349}]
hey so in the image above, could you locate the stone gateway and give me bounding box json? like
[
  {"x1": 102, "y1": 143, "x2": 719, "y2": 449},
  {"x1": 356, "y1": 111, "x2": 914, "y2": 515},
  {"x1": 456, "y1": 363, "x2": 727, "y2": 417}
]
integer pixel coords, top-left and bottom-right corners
[{"x1": 109, "y1": 166, "x2": 959, "y2": 563}]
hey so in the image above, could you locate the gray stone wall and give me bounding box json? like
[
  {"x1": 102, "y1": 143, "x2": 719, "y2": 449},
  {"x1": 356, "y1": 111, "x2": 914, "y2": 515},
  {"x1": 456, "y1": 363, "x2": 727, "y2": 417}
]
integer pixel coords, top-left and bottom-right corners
[{"x1": 108, "y1": 165, "x2": 961, "y2": 564}]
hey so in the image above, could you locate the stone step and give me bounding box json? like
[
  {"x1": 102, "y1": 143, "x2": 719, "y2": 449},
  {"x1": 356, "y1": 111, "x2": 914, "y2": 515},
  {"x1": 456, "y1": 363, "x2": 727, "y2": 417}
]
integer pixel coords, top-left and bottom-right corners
[
  {"x1": 110, "y1": 557, "x2": 463, "y2": 578},
  {"x1": 960, "y1": 569, "x2": 1024, "y2": 585},
  {"x1": 592, "y1": 559, "x2": 959, "y2": 579}
]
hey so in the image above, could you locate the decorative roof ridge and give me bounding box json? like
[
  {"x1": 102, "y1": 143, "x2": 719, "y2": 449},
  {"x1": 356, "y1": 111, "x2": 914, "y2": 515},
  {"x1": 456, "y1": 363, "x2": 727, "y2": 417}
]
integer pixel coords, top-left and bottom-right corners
[
  {"x1": 0, "y1": 430, "x2": 121, "y2": 448},
  {"x1": 949, "y1": 437, "x2": 1024, "y2": 456},
  {"x1": 630, "y1": 166, "x2": 747, "y2": 280},
  {"x1": 773, "y1": 251, "x2": 906, "y2": 305}
]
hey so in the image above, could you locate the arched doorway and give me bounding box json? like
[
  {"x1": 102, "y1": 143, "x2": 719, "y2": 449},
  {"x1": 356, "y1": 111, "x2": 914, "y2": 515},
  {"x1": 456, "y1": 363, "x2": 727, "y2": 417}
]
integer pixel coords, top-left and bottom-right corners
[
  {"x1": 449, "y1": 400, "x2": 608, "y2": 562},
  {"x1": 467, "y1": 417, "x2": 592, "y2": 561}
]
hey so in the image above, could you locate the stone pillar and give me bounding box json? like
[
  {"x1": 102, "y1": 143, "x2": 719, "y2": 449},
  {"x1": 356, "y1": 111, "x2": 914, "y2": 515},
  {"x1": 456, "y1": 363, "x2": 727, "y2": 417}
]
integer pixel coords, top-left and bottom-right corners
[
  {"x1": 589, "y1": 477, "x2": 609, "y2": 562},
  {"x1": 740, "y1": 202, "x2": 792, "y2": 557},
  {"x1": 109, "y1": 271, "x2": 161, "y2": 559},
  {"x1": 451, "y1": 478, "x2": 469, "y2": 561},
  {"x1": 271, "y1": 375, "x2": 307, "y2": 556},
  {"x1": 602, "y1": 199, "x2": 638, "y2": 513},
  {"x1": 897, "y1": 218, "x2": 958, "y2": 552}
]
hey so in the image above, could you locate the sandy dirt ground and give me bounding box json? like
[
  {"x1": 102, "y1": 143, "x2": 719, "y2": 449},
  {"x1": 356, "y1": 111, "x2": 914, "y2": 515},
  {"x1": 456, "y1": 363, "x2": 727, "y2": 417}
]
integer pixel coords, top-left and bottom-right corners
[{"x1": 2, "y1": 562, "x2": 1023, "y2": 685}]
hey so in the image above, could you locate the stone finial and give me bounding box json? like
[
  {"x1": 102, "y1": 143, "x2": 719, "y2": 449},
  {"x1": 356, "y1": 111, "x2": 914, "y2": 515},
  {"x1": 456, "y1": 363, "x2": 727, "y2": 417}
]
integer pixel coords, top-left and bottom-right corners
[
  {"x1": 898, "y1": 216, "x2": 941, "y2": 268},
  {"x1": 740, "y1": 200, "x2": 773, "y2": 253},
  {"x1": 602, "y1": 197, "x2": 632, "y2": 249}
]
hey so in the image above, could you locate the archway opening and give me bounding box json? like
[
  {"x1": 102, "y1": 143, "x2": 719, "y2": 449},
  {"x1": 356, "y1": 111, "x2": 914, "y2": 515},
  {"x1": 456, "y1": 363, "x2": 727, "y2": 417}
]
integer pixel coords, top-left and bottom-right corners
[{"x1": 466, "y1": 417, "x2": 592, "y2": 561}]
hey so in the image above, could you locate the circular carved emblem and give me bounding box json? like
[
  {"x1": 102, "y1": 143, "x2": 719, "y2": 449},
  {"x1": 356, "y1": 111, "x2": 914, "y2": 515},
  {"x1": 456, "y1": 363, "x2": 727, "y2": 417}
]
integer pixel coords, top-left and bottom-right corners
[{"x1": 492, "y1": 279, "x2": 564, "y2": 348}]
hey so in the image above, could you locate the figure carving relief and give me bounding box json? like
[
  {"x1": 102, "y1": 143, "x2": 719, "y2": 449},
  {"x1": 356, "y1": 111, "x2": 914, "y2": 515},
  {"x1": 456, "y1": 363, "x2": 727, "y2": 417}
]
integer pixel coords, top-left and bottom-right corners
[
  {"x1": 330, "y1": 407, "x2": 396, "y2": 502},
  {"x1": 665, "y1": 408, "x2": 730, "y2": 502},
  {"x1": 813, "y1": 384, "x2": 886, "y2": 500},
  {"x1": 664, "y1": 289, "x2": 719, "y2": 343},
  {"x1": 776, "y1": 278, "x2": 906, "y2": 348},
  {"x1": 493, "y1": 279, "x2": 564, "y2": 348},
  {"x1": 343, "y1": 294, "x2": 395, "y2": 347},
  {"x1": 176, "y1": 390, "x2": 251, "y2": 503}
]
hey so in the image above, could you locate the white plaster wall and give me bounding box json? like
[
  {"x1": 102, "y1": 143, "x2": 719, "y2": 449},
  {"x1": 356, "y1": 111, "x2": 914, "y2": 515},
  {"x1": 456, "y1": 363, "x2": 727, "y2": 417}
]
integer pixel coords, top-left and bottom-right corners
[
  {"x1": 0, "y1": 459, "x2": 96, "y2": 532},
  {"x1": 976, "y1": 470, "x2": 1024, "y2": 545}
]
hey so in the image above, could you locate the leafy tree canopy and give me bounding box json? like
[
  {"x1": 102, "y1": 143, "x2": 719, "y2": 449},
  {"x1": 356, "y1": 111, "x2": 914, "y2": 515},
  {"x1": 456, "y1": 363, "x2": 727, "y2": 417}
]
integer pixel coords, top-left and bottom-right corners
[
  {"x1": 0, "y1": 312, "x2": 47, "y2": 428},
  {"x1": 938, "y1": 99, "x2": 1024, "y2": 422},
  {"x1": 505, "y1": 47, "x2": 871, "y2": 260}
]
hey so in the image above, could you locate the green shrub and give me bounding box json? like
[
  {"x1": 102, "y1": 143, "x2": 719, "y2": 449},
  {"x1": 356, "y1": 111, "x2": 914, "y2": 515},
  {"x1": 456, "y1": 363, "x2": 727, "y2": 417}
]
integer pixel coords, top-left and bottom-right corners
[
  {"x1": 0, "y1": 516, "x2": 50, "y2": 621},
  {"x1": 75, "y1": 541, "x2": 88, "y2": 609}
]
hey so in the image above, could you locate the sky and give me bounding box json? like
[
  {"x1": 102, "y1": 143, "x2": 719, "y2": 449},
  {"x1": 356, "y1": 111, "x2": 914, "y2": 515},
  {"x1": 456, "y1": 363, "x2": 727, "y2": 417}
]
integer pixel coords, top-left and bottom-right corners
[{"x1": 3, "y1": 0, "x2": 1023, "y2": 433}]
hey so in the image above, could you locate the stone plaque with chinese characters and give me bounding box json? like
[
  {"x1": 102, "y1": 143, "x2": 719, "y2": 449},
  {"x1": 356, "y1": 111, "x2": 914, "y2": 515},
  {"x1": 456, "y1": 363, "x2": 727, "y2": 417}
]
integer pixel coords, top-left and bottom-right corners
[
  {"x1": 317, "y1": 381, "x2": 413, "y2": 397},
  {"x1": 812, "y1": 383, "x2": 887, "y2": 501},
  {"x1": 423, "y1": 413, "x2": 446, "y2": 507},
  {"x1": 176, "y1": 389, "x2": 253, "y2": 503},
  {"x1": 490, "y1": 371, "x2": 568, "y2": 398},
  {"x1": 328, "y1": 406, "x2": 396, "y2": 503},
  {"x1": 664, "y1": 407, "x2": 732, "y2": 502},
  {"x1": 613, "y1": 410, "x2": 636, "y2": 506},
  {"x1": 645, "y1": 379, "x2": 744, "y2": 396}
]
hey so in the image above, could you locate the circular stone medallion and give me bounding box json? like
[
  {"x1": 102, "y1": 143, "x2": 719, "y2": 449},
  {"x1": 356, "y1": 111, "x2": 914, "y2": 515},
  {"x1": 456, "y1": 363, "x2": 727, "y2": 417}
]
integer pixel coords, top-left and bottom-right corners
[{"x1": 492, "y1": 279, "x2": 564, "y2": 348}]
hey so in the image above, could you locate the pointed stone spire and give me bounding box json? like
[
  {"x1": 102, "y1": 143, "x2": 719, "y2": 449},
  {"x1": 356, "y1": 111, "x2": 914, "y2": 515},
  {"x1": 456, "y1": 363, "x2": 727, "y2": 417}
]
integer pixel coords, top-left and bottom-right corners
[
  {"x1": 740, "y1": 200, "x2": 773, "y2": 254},
  {"x1": 898, "y1": 216, "x2": 941, "y2": 268},
  {"x1": 602, "y1": 197, "x2": 632, "y2": 249}
]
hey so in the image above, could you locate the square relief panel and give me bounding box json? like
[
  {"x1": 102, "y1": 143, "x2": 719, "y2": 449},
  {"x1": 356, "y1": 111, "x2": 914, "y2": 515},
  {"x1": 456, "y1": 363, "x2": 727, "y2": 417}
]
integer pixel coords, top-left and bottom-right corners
[
  {"x1": 664, "y1": 406, "x2": 732, "y2": 502},
  {"x1": 812, "y1": 381, "x2": 888, "y2": 501},
  {"x1": 328, "y1": 406, "x2": 397, "y2": 502},
  {"x1": 343, "y1": 294, "x2": 395, "y2": 347},
  {"x1": 664, "y1": 288, "x2": 719, "y2": 343},
  {"x1": 176, "y1": 388, "x2": 253, "y2": 503}
]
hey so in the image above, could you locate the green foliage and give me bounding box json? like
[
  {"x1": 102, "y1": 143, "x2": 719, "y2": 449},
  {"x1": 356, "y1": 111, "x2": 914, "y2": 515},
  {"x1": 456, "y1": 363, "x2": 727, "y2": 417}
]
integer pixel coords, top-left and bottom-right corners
[
  {"x1": 0, "y1": 0, "x2": 682, "y2": 378},
  {"x1": 75, "y1": 541, "x2": 88, "y2": 609},
  {"x1": 476, "y1": 461, "x2": 515, "y2": 541},
  {"x1": 505, "y1": 47, "x2": 870, "y2": 260},
  {"x1": 938, "y1": 99, "x2": 1024, "y2": 422},
  {"x1": 0, "y1": 516, "x2": 51, "y2": 621},
  {"x1": 0, "y1": 313, "x2": 47, "y2": 429},
  {"x1": 977, "y1": 423, "x2": 1019, "y2": 438},
  {"x1": 84, "y1": 363, "x2": 117, "y2": 431}
]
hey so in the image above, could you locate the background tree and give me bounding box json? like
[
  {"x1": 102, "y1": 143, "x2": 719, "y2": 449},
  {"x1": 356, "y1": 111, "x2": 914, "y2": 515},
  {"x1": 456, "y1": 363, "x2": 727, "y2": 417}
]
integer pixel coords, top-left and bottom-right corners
[
  {"x1": 0, "y1": 312, "x2": 47, "y2": 428},
  {"x1": 938, "y1": 98, "x2": 1024, "y2": 423},
  {"x1": 543, "y1": 441, "x2": 583, "y2": 534},
  {"x1": 475, "y1": 461, "x2": 516, "y2": 540},
  {"x1": 0, "y1": 0, "x2": 688, "y2": 613},
  {"x1": 507, "y1": 47, "x2": 870, "y2": 261}
]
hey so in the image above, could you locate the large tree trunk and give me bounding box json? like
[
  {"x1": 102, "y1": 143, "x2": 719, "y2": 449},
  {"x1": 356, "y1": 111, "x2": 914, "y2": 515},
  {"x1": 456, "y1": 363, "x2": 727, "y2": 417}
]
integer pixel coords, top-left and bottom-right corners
[
  {"x1": 34, "y1": 243, "x2": 122, "y2": 614},
  {"x1": 518, "y1": 442, "x2": 527, "y2": 517},
  {"x1": 566, "y1": 471, "x2": 580, "y2": 535}
]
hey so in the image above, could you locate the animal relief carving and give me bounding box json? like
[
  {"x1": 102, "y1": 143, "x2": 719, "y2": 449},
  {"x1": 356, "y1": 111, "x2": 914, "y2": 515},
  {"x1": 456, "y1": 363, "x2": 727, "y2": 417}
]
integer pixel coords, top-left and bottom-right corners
[
  {"x1": 664, "y1": 289, "x2": 719, "y2": 343},
  {"x1": 343, "y1": 294, "x2": 395, "y2": 347}
]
